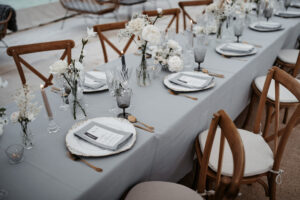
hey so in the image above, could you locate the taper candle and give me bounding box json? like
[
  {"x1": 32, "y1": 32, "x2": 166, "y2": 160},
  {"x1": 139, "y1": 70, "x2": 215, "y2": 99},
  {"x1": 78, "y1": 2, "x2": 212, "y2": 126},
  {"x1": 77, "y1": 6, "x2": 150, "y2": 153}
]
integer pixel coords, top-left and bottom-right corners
[{"x1": 41, "y1": 85, "x2": 53, "y2": 120}]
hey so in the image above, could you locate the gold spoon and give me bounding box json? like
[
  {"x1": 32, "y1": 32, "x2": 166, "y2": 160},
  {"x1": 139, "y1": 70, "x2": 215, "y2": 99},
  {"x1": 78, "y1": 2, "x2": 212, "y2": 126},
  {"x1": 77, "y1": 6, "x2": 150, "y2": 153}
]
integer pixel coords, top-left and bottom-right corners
[
  {"x1": 202, "y1": 69, "x2": 224, "y2": 78},
  {"x1": 67, "y1": 152, "x2": 103, "y2": 172},
  {"x1": 128, "y1": 115, "x2": 154, "y2": 131},
  {"x1": 168, "y1": 90, "x2": 198, "y2": 101}
]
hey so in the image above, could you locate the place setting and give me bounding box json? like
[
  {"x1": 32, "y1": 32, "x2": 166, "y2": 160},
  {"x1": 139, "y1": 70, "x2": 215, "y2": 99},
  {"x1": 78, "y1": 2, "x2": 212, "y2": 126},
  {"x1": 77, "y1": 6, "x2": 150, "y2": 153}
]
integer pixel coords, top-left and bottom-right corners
[{"x1": 274, "y1": 0, "x2": 300, "y2": 18}]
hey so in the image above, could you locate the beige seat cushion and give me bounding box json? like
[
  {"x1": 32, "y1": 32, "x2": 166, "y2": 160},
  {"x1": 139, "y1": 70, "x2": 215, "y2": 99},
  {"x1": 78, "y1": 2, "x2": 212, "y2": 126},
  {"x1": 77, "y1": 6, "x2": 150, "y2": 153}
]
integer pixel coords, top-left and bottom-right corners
[
  {"x1": 125, "y1": 181, "x2": 203, "y2": 200},
  {"x1": 278, "y1": 49, "x2": 299, "y2": 64},
  {"x1": 199, "y1": 128, "x2": 274, "y2": 177},
  {"x1": 254, "y1": 76, "x2": 300, "y2": 103}
]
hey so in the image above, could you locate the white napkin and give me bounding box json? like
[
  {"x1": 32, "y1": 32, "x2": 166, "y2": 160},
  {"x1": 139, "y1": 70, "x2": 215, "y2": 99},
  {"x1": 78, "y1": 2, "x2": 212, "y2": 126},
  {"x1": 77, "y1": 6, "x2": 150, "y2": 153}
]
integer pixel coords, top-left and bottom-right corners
[
  {"x1": 84, "y1": 71, "x2": 106, "y2": 89},
  {"x1": 277, "y1": 11, "x2": 300, "y2": 17},
  {"x1": 254, "y1": 22, "x2": 281, "y2": 29},
  {"x1": 169, "y1": 73, "x2": 213, "y2": 89},
  {"x1": 291, "y1": 2, "x2": 300, "y2": 8},
  {"x1": 221, "y1": 43, "x2": 254, "y2": 53}
]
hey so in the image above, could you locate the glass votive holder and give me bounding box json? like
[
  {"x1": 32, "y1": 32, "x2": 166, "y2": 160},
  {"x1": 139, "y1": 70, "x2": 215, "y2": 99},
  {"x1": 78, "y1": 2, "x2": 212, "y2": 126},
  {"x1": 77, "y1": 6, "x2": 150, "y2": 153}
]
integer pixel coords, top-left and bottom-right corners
[{"x1": 5, "y1": 144, "x2": 24, "y2": 164}]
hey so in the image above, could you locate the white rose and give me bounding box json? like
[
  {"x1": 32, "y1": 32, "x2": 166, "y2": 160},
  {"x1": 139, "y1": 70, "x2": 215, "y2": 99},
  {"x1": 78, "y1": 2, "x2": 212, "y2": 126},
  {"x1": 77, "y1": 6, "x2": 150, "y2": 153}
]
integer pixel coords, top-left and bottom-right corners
[
  {"x1": 142, "y1": 25, "x2": 161, "y2": 45},
  {"x1": 157, "y1": 8, "x2": 163, "y2": 14},
  {"x1": 27, "y1": 112, "x2": 35, "y2": 121},
  {"x1": 74, "y1": 61, "x2": 84, "y2": 71},
  {"x1": 167, "y1": 39, "x2": 180, "y2": 50},
  {"x1": 49, "y1": 60, "x2": 67, "y2": 75},
  {"x1": 168, "y1": 56, "x2": 183, "y2": 72},
  {"x1": 0, "y1": 76, "x2": 8, "y2": 88},
  {"x1": 87, "y1": 27, "x2": 96, "y2": 38},
  {"x1": 193, "y1": 26, "x2": 204, "y2": 35},
  {"x1": 10, "y1": 111, "x2": 19, "y2": 123},
  {"x1": 127, "y1": 18, "x2": 146, "y2": 35}
]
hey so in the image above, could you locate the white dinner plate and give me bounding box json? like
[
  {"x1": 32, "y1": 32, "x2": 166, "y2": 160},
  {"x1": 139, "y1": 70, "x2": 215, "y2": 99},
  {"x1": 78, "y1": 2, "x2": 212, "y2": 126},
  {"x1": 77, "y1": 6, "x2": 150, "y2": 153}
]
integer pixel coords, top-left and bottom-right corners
[
  {"x1": 216, "y1": 43, "x2": 258, "y2": 57},
  {"x1": 83, "y1": 71, "x2": 108, "y2": 93},
  {"x1": 66, "y1": 117, "x2": 136, "y2": 157},
  {"x1": 249, "y1": 22, "x2": 283, "y2": 32},
  {"x1": 163, "y1": 71, "x2": 215, "y2": 92},
  {"x1": 274, "y1": 11, "x2": 300, "y2": 18}
]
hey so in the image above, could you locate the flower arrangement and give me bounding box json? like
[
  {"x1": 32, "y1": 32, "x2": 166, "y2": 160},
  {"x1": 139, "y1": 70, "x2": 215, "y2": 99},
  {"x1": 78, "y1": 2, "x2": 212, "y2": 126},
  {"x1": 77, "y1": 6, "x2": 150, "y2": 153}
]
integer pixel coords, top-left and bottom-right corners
[
  {"x1": 0, "y1": 76, "x2": 8, "y2": 137},
  {"x1": 119, "y1": 9, "x2": 163, "y2": 86},
  {"x1": 10, "y1": 85, "x2": 41, "y2": 148},
  {"x1": 152, "y1": 39, "x2": 183, "y2": 72}
]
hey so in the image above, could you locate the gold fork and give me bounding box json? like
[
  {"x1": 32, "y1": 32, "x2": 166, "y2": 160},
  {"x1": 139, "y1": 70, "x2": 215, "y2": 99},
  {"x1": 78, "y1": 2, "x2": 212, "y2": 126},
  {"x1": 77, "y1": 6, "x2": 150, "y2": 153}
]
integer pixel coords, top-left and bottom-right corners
[{"x1": 168, "y1": 89, "x2": 198, "y2": 100}]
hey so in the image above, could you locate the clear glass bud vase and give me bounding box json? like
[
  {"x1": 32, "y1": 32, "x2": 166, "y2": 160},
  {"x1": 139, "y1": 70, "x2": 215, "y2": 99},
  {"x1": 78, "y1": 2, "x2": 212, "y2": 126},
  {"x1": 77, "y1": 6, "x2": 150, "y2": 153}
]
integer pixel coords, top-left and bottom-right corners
[{"x1": 136, "y1": 54, "x2": 151, "y2": 87}]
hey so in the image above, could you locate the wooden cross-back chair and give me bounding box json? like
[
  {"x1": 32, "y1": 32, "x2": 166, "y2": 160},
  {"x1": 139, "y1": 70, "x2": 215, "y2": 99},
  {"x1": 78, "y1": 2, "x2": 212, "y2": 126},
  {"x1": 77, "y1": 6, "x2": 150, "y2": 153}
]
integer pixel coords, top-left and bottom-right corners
[
  {"x1": 197, "y1": 67, "x2": 300, "y2": 200},
  {"x1": 195, "y1": 109, "x2": 245, "y2": 200},
  {"x1": 178, "y1": 0, "x2": 213, "y2": 31},
  {"x1": 0, "y1": 10, "x2": 12, "y2": 48},
  {"x1": 142, "y1": 8, "x2": 181, "y2": 33},
  {"x1": 7, "y1": 40, "x2": 75, "y2": 88},
  {"x1": 93, "y1": 21, "x2": 134, "y2": 63}
]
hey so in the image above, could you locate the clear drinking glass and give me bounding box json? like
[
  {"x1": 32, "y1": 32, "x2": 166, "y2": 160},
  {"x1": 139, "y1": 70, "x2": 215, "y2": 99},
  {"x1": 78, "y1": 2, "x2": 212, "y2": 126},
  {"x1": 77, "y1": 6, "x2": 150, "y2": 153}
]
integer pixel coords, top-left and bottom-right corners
[
  {"x1": 105, "y1": 68, "x2": 119, "y2": 113},
  {"x1": 116, "y1": 88, "x2": 132, "y2": 119},
  {"x1": 193, "y1": 35, "x2": 207, "y2": 71},
  {"x1": 284, "y1": 0, "x2": 291, "y2": 11},
  {"x1": 263, "y1": 6, "x2": 274, "y2": 21},
  {"x1": 233, "y1": 19, "x2": 244, "y2": 43},
  {"x1": 5, "y1": 144, "x2": 24, "y2": 164}
]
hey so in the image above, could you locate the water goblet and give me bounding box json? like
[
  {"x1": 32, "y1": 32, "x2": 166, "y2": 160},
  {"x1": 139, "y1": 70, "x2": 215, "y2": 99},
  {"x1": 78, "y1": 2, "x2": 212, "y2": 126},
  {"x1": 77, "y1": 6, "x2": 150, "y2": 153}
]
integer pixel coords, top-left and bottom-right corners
[
  {"x1": 194, "y1": 35, "x2": 208, "y2": 71},
  {"x1": 116, "y1": 88, "x2": 132, "y2": 119},
  {"x1": 263, "y1": 6, "x2": 273, "y2": 21},
  {"x1": 284, "y1": 0, "x2": 291, "y2": 11},
  {"x1": 233, "y1": 19, "x2": 244, "y2": 43}
]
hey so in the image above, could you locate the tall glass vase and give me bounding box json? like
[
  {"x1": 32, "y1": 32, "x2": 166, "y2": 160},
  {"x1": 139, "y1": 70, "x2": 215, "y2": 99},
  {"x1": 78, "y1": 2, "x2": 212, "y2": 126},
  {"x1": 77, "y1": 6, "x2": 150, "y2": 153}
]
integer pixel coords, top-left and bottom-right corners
[
  {"x1": 136, "y1": 54, "x2": 151, "y2": 87},
  {"x1": 20, "y1": 123, "x2": 33, "y2": 149},
  {"x1": 69, "y1": 81, "x2": 87, "y2": 120}
]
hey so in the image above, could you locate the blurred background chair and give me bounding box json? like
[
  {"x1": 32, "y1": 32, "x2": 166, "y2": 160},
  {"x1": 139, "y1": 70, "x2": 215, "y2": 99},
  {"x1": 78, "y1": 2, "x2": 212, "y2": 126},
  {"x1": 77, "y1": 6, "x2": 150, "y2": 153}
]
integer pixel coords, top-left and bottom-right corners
[
  {"x1": 0, "y1": 4, "x2": 17, "y2": 48},
  {"x1": 118, "y1": 0, "x2": 147, "y2": 19},
  {"x1": 59, "y1": 0, "x2": 119, "y2": 28},
  {"x1": 7, "y1": 40, "x2": 75, "y2": 88}
]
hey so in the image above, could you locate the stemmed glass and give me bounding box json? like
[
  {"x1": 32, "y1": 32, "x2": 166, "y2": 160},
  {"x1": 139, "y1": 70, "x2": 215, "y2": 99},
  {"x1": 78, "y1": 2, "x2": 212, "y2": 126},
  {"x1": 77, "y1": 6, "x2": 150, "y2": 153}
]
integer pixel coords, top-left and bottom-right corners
[
  {"x1": 193, "y1": 35, "x2": 207, "y2": 72},
  {"x1": 116, "y1": 88, "x2": 132, "y2": 119},
  {"x1": 233, "y1": 19, "x2": 244, "y2": 43},
  {"x1": 263, "y1": 6, "x2": 274, "y2": 21},
  {"x1": 284, "y1": 0, "x2": 291, "y2": 11}
]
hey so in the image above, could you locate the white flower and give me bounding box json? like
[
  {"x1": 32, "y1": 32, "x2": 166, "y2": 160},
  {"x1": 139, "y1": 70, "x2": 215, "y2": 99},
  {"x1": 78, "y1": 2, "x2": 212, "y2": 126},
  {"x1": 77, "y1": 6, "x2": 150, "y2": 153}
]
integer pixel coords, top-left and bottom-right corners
[
  {"x1": 87, "y1": 27, "x2": 97, "y2": 38},
  {"x1": 10, "y1": 111, "x2": 19, "y2": 123},
  {"x1": 157, "y1": 8, "x2": 163, "y2": 14},
  {"x1": 49, "y1": 60, "x2": 68, "y2": 75},
  {"x1": 168, "y1": 56, "x2": 183, "y2": 72},
  {"x1": 0, "y1": 76, "x2": 8, "y2": 88},
  {"x1": 142, "y1": 25, "x2": 161, "y2": 45},
  {"x1": 127, "y1": 17, "x2": 147, "y2": 36},
  {"x1": 167, "y1": 39, "x2": 180, "y2": 50},
  {"x1": 74, "y1": 61, "x2": 84, "y2": 71},
  {"x1": 193, "y1": 25, "x2": 205, "y2": 35}
]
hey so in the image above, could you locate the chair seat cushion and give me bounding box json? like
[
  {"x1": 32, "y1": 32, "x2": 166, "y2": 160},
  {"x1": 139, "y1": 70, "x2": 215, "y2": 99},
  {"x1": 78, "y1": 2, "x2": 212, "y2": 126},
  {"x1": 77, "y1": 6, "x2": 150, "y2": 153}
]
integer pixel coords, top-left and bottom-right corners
[
  {"x1": 125, "y1": 181, "x2": 203, "y2": 200},
  {"x1": 199, "y1": 128, "x2": 274, "y2": 177},
  {"x1": 278, "y1": 49, "x2": 299, "y2": 64},
  {"x1": 254, "y1": 75, "x2": 300, "y2": 103}
]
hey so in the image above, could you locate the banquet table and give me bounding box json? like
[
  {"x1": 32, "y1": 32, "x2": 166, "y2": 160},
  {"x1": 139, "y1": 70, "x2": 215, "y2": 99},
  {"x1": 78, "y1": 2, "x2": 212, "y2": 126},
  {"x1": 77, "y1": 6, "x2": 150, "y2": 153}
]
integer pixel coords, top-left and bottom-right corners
[{"x1": 0, "y1": 12, "x2": 300, "y2": 200}]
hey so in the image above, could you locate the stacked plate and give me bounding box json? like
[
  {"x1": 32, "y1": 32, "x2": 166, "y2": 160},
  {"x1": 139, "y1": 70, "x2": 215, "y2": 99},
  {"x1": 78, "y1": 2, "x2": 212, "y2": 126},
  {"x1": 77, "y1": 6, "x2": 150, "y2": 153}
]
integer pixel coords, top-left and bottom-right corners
[
  {"x1": 164, "y1": 71, "x2": 215, "y2": 92},
  {"x1": 83, "y1": 71, "x2": 108, "y2": 93},
  {"x1": 275, "y1": 11, "x2": 300, "y2": 18},
  {"x1": 216, "y1": 43, "x2": 258, "y2": 57},
  {"x1": 249, "y1": 21, "x2": 283, "y2": 32},
  {"x1": 291, "y1": 2, "x2": 300, "y2": 8},
  {"x1": 66, "y1": 117, "x2": 137, "y2": 157}
]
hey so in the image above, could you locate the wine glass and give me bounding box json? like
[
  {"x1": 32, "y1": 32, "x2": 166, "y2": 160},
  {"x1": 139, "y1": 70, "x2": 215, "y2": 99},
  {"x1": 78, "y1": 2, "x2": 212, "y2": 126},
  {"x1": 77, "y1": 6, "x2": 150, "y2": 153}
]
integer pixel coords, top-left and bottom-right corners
[
  {"x1": 263, "y1": 6, "x2": 274, "y2": 21},
  {"x1": 116, "y1": 88, "x2": 132, "y2": 119},
  {"x1": 194, "y1": 35, "x2": 208, "y2": 72},
  {"x1": 284, "y1": 0, "x2": 291, "y2": 11},
  {"x1": 233, "y1": 19, "x2": 244, "y2": 43}
]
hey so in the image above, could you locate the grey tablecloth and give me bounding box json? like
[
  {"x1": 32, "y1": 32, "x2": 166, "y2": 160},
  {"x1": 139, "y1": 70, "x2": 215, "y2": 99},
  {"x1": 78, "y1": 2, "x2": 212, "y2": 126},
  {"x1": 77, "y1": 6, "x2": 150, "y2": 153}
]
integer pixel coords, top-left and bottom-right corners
[{"x1": 0, "y1": 13, "x2": 300, "y2": 200}]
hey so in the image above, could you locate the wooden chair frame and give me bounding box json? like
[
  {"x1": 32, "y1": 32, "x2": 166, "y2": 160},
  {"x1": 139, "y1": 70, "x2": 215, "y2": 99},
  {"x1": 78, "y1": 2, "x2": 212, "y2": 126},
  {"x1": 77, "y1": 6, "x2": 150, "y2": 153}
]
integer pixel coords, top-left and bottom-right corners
[
  {"x1": 93, "y1": 21, "x2": 135, "y2": 63},
  {"x1": 0, "y1": 10, "x2": 12, "y2": 47},
  {"x1": 7, "y1": 40, "x2": 75, "y2": 88},
  {"x1": 200, "y1": 67, "x2": 300, "y2": 200},
  {"x1": 178, "y1": 0, "x2": 212, "y2": 31},
  {"x1": 142, "y1": 8, "x2": 181, "y2": 33},
  {"x1": 195, "y1": 110, "x2": 245, "y2": 200}
]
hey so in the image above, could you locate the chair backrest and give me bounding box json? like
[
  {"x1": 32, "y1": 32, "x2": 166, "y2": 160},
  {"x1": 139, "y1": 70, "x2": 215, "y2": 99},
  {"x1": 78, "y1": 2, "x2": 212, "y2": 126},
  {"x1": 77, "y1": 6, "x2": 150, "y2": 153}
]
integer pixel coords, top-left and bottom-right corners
[
  {"x1": 93, "y1": 21, "x2": 135, "y2": 63},
  {"x1": 59, "y1": 0, "x2": 119, "y2": 14},
  {"x1": 142, "y1": 8, "x2": 181, "y2": 33},
  {"x1": 0, "y1": 10, "x2": 12, "y2": 40},
  {"x1": 196, "y1": 110, "x2": 245, "y2": 200},
  {"x1": 7, "y1": 40, "x2": 75, "y2": 88},
  {"x1": 178, "y1": 0, "x2": 212, "y2": 30},
  {"x1": 292, "y1": 51, "x2": 300, "y2": 77},
  {"x1": 253, "y1": 67, "x2": 300, "y2": 172}
]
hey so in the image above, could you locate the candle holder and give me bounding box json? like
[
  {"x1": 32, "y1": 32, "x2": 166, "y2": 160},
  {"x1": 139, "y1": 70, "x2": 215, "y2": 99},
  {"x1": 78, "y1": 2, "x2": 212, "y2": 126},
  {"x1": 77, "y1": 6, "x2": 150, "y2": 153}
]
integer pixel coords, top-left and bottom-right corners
[
  {"x1": 48, "y1": 117, "x2": 60, "y2": 134},
  {"x1": 5, "y1": 144, "x2": 24, "y2": 164}
]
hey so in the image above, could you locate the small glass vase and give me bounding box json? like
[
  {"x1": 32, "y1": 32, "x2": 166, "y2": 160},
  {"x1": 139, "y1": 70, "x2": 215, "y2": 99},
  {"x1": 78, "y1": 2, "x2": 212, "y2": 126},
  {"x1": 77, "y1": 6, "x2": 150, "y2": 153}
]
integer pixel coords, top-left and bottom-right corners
[
  {"x1": 20, "y1": 125, "x2": 33, "y2": 149},
  {"x1": 69, "y1": 83, "x2": 87, "y2": 120},
  {"x1": 136, "y1": 54, "x2": 151, "y2": 87}
]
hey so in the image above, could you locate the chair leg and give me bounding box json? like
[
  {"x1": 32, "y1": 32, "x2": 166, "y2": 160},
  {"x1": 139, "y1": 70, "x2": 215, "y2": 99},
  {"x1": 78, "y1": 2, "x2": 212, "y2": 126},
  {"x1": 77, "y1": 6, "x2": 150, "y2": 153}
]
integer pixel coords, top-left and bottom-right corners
[
  {"x1": 192, "y1": 161, "x2": 199, "y2": 190},
  {"x1": 61, "y1": 10, "x2": 69, "y2": 30},
  {"x1": 268, "y1": 174, "x2": 277, "y2": 200},
  {"x1": 282, "y1": 107, "x2": 289, "y2": 124},
  {"x1": 263, "y1": 104, "x2": 274, "y2": 138},
  {"x1": 242, "y1": 91, "x2": 257, "y2": 129}
]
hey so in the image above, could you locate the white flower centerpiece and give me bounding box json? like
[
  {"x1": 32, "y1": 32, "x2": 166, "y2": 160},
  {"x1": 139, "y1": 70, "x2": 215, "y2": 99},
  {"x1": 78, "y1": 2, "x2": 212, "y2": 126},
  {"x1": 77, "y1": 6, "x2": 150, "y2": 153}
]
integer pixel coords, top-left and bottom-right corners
[
  {"x1": 11, "y1": 85, "x2": 41, "y2": 149},
  {"x1": 0, "y1": 76, "x2": 8, "y2": 137},
  {"x1": 119, "y1": 10, "x2": 162, "y2": 86},
  {"x1": 152, "y1": 39, "x2": 183, "y2": 72}
]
